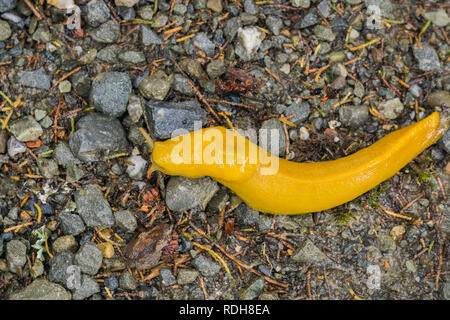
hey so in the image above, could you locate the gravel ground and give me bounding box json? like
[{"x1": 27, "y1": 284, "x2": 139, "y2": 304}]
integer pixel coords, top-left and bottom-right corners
[{"x1": 0, "y1": 0, "x2": 449, "y2": 300}]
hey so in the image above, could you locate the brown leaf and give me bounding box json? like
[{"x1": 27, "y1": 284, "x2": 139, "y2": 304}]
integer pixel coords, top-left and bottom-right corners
[{"x1": 124, "y1": 224, "x2": 172, "y2": 270}]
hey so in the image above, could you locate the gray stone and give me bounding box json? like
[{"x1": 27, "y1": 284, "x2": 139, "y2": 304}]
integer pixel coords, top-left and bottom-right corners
[
  {"x1": 52, "y1": 236, "x2": 78, "y2": 254},
  {"x1": 206, "y1": 59, "x2": 227, "y2": 79},
  {"x1": 0, "y1": 129, "x2": 6, "y2": 153},
  {"x1": 7, "y1": 136, "x2": 26, "y2": 157},
  {"x1": 378, "y1": 98, "x2": 404, "y2": 120},
  {"x1": 74, "y1": 242, "x2": 103, "y2": 275},
  {"x1": 85, "y1": 0, "x2": 110, "y2": 27},
  {"x1": 291, "y1": 239, "x2": 328, "y2": 263},
  {"x1": 224, "y1": 17, "x2": 241, "y2": 42},
  {"x1": 235, "y1": 204, "x2": 259, "y2": 226},
  {"x1": 339, "y1": 105, "x2": 369, "y2": 127},
  {"x1": 244, "y1": 0, "x2": 258, "y2": 14},
  {"x1": 9, "y1": 116, "x2": 43, "y2": 142},
  {"x1": 37, "y1": 158, "x2": 59, "y2": 179},
  {"x1": 259, "y1": 118, "x2": 286, "y2": 157},
  {"x1": 291, "y1": 0, "x2": 309, "y2": 7},
  {"x1": 173, "y1": 73, "x2": 195, "y2": 96},
  {"x1": 9, "y1": 279, "x2": 71, "y2": 300},
  {"x1": 298, "y1": 11, "x2": 318, "y2": 29},
  {"x1": 114, "y1": 210, "x2": 137, "y2": 232},
  {"x1": 165, "y1": 176, "x2": 219, "y2": 212},
  {"x1": 146, "y1": 100, "x2": 208, "y2": 140},
  {"x1": 97, "y1": 45, "x2": 120, "y2": 63},
  {"x1": 6, "y1": 239, "x2": 26, "y2": 273},
  {"x1": 49, "y1": 251, "x2": 74, "y2": 286},
  {"x1": 66, "y1": 162, "x2": 84, "y2": 183},
  {"x1": 313, "y1": 25, "x2": 335, "y2": 41},
  {"x1": 138, "y1": 70, "x2": 172, "y2": 100},
  {"x1": 59, "y1": 211, "x2": 86, "y2": 236},
  {"x1": 354, "y1": 81, "x2": 365, "y2": 98},
  {"x1": 19, "y1": 67, "x2": 51, "y2": 90},
  {"x1": 377, "y1": 231, "x2": 396, "y2": 252},
  {"x1": 177, "y1": 269, "x2": 199, "y2": 285},
  {"x1": 276, "y1": 101, "x2": 310, "y2": 125},
  {"x1": 90, "y1": 72, "x2": 132, "y2": 118},
  {"x1": 192, "y1": 254, "x2": 221, "y2": 277},
  {"x1": 206, "y1": 189, "x2": 229, "y2": 213},
  {"x1": 70, "y1": 70, "x2": 91, "y2": 98},
  {"x1": 54, "y1": 142, "x2": 80, "y2": 166},
  {"x1": 440, "y1": 129, "x2": 450, "y2": 154},
  {"x1": 426, "y1": 90, "x2": 450, "y2": 109},
  {"x1": 190, "y1": 32, "x2": 216, "y2": 57},
  {"x1": 318, "y1": 0, "x2": 330, "y2": 18},
  {"x1": 422, "y1": 9, "x2": 450, "y2": 27},
  {"x1": 125, "y1": 155, "x2": 147, "y2": 180},
  {"x1": 75, "y1": 184, "x2": 114, "y2": 228},
  {"x1": 0, "y1": 176, "x2": 17, "y2": 199},
  {"x1": 413, "y1": 45, "x2": 441, "y2": 72},
  {"x1": 69, "y1": 113, "x2": 129, "y2": 162},
  {"x1": 127, "y1": 95, "x2": 143, "y2": 122},
  {"x1": 179, "y1": 58, "x2": 208, "y2": 82},
  {"x1": 207, "y1": 0, "x2": 222, "y2": 13},
  {"x1": 0, "y1": 19, "x2": 11, "y2": 40},
  {"x1": 91, "y1": 20, "x2": 120, "y2": 43},
  {"x1": 118, "y1": 50, "x2": 146, "y2": 64},
  {"x1": 240, "y1": 277, "x2": 265, "y2": 300},
  {"x1": 160, "y1": 268, "x2": 176, "y2": 286},
  {"x1": 266, "y1": 16, "x2": 283, "y2": 35},
  {"x1": 235, "y1": 27, "x2": 263, "y2": 61},
  {"x1": 141, "y1": 24, "x2": 163, "y2": 45},
  {"x1": 0, "y1": 0, "x2": 16, "y2": 13},
  {"x1": 78, "y1": 48, "x2": 97, "y2": 65},
  {"x1": 72, "y1": 275, "x2": 100, "y2": 300},
  {"x1": 119, "y1": 270, "x2": 137, "y2": 290}
]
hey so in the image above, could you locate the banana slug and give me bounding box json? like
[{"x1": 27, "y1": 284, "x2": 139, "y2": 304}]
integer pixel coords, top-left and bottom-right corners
[{"x1": 149, "y1": 112, "x2": 447, "y2": 215}]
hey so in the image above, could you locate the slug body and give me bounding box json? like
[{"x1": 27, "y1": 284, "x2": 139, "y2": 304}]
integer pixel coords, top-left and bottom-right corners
[{"x1": 151, "y1": 112, "x2": 446, "y2": 215}]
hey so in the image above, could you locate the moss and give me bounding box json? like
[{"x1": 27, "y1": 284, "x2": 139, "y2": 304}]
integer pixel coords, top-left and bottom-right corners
[
  {"x1": 368, "y1": 184, "x2": 384, "y2": 209},
  {"x1": 336, "y1": 209, "x2": 355, "y2": 226}
]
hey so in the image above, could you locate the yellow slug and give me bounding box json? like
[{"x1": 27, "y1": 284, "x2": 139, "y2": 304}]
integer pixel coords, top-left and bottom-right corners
[{"x1": 150, "y1": 112, "x2": 447, "y2": 215}]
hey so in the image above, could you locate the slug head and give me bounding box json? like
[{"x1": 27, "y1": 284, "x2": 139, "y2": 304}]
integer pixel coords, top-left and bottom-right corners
[{"x1": 151, "y1": 127, "x2": 265, "y2": 182}]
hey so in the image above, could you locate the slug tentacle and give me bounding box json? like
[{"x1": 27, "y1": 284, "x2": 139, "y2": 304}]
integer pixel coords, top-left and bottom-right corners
[{"x1": 151, "y1": 112, "x2": 447, "y2": 215}]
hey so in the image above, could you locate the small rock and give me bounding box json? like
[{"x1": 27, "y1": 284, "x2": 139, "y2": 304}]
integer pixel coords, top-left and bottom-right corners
[
  {"x1": 313, "y1": 25, "x2": 335, "y2": 41},
  {"x1": 206, "y1": 59, "x2": 227, "y2": 79},
  {"x1": 339, "y1": 105, "x2": 369, "y2": 127},
  {"x1": 235, "y1": 27, "x2": 263, "y2": 61},
  {"x1": 72, "y1": 275, "x2": 100, "y2": 300},
  {"x1": 104, "y1": 277, "x2": 119, "y2": 291},
  {"x1": 90, "y1": 72, "x2": 132, "y2": 118},
  {"x1": 299, "y1": 126, "x2": 310, "y2": 140},
  {"x1": 240, "y1": 277, "x2": 265, "y2": 300},
  {"x1": 0, "y1": 0, "x2": 16, "y2": 13},
  {"x1": 7, "y1": 136, "x2": 26, "y2": 157},
  {"x1": 291, "y1": 239, "x2": 328, "y2": 263},
  {"x1": 318, "y1": 0, "x2": 330, "y2": 18},
  {"x1": 19, "y1": 67, "x2": 51, "y2": 90},
  {"x1": 114, "y1": 210, "x2": 137, "y2": 233},
  {"x1": 173, "y1": 74, "x2": 195, "y2": 96},
  {"x1": 9, "y1": 279, "x2": 71, "y2": 300},
  {"x1": 97, "y1": 242, "x2": 115, "y2": 258},
  {"x1": 118, "y1": 50, "x2": 146, "y2": 64},
  {"x1": 6, "y1": 239, "x2": 26, "y2": 273},
  {"x1": 31, "y1": 260, "x2": 44, "y2": 278},
  {"x1": 165, "y1": 176, "x2": 219, "y2": 211},
  {"x1": 59, "y1": 211, "x2": 86, "y2": 236},
  {"x1": 119, "y1": 270, "x2": 137, "y2": 290},
  {"x1": 126, "y1": 155, "x2": 147, "y2": 180},
  {"x1": 141, "y1": 24, "x2": 162, "y2": 45},
  {"x1": 85, "y1": 0, "x2": 110, "y2": 27},
  {"x1": 49, "y1": 251, "x2": 74, "y2": 286},
  {"x1": 192, "y1": 254, "x2": 221, "y2": 277},
  {"x1": 70, "y1": 70, "x2": 91, "y2": 98},
  {"x1": 52, "y1": 235, "x2": 78, "y2": 254},
  {"x1": 377, "y1": 231, "x2": 396, "y2": 252},
  {"x1": 54, "y1": 142, "x2": 80, "y2": 166},
  {"x1": 0, "y1": 129, "x2": 6, "y2": 153},
  {"x1": 115, "y1": 0, "x2": 139, "y2": 7},
  {"x1": 276, "y1": 101, "x2": 310, "y2": 125},
  {"x1": 235, "y1": 204, "x2": 259, "y2": 226},
  {"x1": 75, "y1": 184, "x2": 114, "y2": 228},
  {"x1": 69, "y1": 113, "x2": 129, "y2": 162},
  {"x1": 378, "y1": 98, "x2": 404, "y2": 120},
  {"x1": 190, "y1": 32, "x2": 216, "y2": 57},
  {"x1": 422, "y1": 9, "x2": 450, "y2": 27},
  {"x1": 146, "y1": 100, "x2": 208, "y2": 140},
  {"x1": 127, "y1": 95, "x2": 143, "y2": 123},
  {"x1": 160, "y1": 268, "x2": 176, "y2": 286},
  {"x1": 390, "y1": 225, "x2": 406, "y2": 241},
  {"x1": 37, "y1": 158, "x2": 59, "y2": 179},
  {"x1": 0, "y1": 19, "x2": 11, "y2": 40},
  {"x1": 78, "y1": 48, "x2": 97, "y2": 65},
  {"x1": 207, "y1": 0, "x2": 222, "y2": 13},
  {"x1": 413, "y1": 45, "x2": 441, "y2": 72},
  {"x1": 91, "y1": 20, "x2": 120, "y2": 43},
  {"x1": 179, "y1": 58, "x2": 208, "y2": 82},
  {"x1": 74, "y1": 242, "x2": 103, "y2": 275},
  {"x1": 138, "y1": 69, "x2": 172, "y2": 100},
  {"x1": 291, "y1": 0, "x2": 310, "y2": 8},
  {"x1": 9, "y1": 116, "x2": 43, "y2": 142},
  {"x1": 177, "y1": 269, "x2": 199, "y2": 285},
  {"x1": 426, "y1": 90, "x2": 450, "y2": 109}
]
